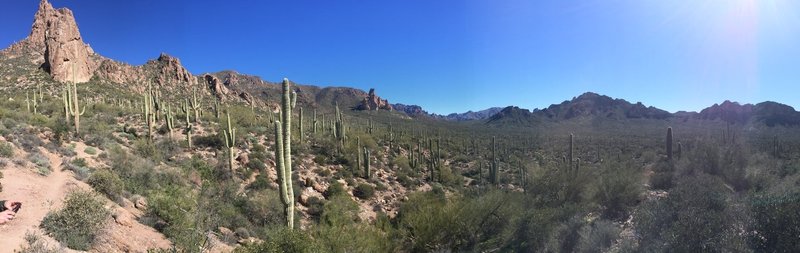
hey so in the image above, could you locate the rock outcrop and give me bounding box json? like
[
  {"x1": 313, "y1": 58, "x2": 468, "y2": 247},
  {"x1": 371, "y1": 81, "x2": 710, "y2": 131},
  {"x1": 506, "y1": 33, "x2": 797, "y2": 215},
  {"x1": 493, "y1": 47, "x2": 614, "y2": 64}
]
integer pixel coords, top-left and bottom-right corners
[
  {"x1": 149, "y1": 53, "x2": 197, "y2": 87},
  {"x1": 94, "y1": 53, "x2": 198, "y2": 92},
  {"x1": 3, "y1": 0, "x2": 97, "y2": 83},
  {"x1": 356, "y1": 88, "x2": 393, "y2": 111},
  {"x1": 203, "y1": 74, "x2": 230, "y2": 99}
]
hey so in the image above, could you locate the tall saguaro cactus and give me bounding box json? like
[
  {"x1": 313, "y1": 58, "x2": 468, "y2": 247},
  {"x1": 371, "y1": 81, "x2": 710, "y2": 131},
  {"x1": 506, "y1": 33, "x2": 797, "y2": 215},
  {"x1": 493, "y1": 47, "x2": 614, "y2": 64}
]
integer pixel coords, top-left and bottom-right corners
[
  {"x1": 568, "y1": 133, "x2": 574, "y2": 171},
  {"x1": 299, "y1": 107, "x2": 304, "y2": 142},
  {"x1": 491, "y1": 136, "x2": 498, "y2": 185},
  {"x1": 224, "y1": 112, "x2": 237, "y2": 175},
  {"x1": 189, "y1": 88, "x2": 201, "y2": 123},
  {"x1": 363, "y1": 147, "x2": 371, "y2": 179},
  {"x1": 666, "y1": 127, "x2": 673, "y2": 160},
  {"x1": 64, "y1": 78, "x2": 86, "y2": 136},
  {"x1": 274, "y1": 78, "x2": 296, "y2": 229},
  {"x1": 143, "y1": 82, "x2": 156, "y2": 141},
  {"x1": 166, "y1": 105, "x2": 175, "y2": 140}
]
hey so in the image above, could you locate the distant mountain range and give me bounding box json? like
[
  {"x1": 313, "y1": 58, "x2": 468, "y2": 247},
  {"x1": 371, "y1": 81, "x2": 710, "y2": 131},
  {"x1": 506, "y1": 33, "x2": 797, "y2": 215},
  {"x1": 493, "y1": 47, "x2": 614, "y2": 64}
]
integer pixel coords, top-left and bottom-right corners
[
  {"x1": 392, "y1": 104, "x2": 504, "y2": 121},
  {"x1": 481, "y1": 92, "x2": 800, "y2": 127}
]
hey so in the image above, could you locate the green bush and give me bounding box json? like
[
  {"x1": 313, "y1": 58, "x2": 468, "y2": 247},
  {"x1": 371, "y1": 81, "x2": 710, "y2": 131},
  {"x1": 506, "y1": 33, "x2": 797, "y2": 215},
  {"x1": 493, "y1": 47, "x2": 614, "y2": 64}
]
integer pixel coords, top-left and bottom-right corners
[
  {"x1": 84, "y1": 146, "x2": 97, "y2": 155},
  {"x1": 325, "y1": 181, "x2": 346, "y2": 198},
  {"x1": 87, "y1": 169, "x2": 124, "y2": 201},
  {"x1": 353, "y1": 183, "x2": 375, "y2": 199},
  {"x1": 321, "y1": 195, "x2": 360, "y2": 227},
  {"x1": 246, "y1": 159, "x2": 266, "y2": 171},
  {"x1": 592, "y1": 160, "x2": 642, "y2": 220},
  {"x1": 41, "y1": 191, "x2": 109, "y2": 250},
  {"x1": 28, "y1": 153, "x2": 51, "y2": 176},
  {"x1": 749, "y1": 192, "x2": 800, "y2": 252},
  {"x1": 575, "y1": 219, "x2": 620, "y2": 253},
  {"x1": 234, "y1": 227, "x2": 321, "y2": 253},
  {"x1": 0, "y1": 141, "x2": 13, "y2": 158}
]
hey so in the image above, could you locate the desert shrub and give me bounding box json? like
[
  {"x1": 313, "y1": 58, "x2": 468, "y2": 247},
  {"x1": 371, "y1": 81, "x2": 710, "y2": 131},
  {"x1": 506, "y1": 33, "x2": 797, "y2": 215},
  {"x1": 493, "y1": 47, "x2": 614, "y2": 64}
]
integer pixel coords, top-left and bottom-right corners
[
  {"x1": 749, "y1": 192, "x2": 800, "y2": 252},
  {"x1": 650, "y1": 160, "x2": 674, "y2": 190},
  {"x1": 234, "y1": 227, "x2": 321, "y2": 253},
  {"x1": 132, "y1": 138, "x2": 160, "y2": 161},
  {"x1": 391, "y1": 156, "x2": 411, "y2": 171},
  {"x1": 87, "y1": 169, "x2": 124, "y2": 201},
  {"x1": 353, "y1": 183, "x2": 375, "y2": 199},
  {"x1": 575, "y1": 219, "x2": 620, "y2": 253},
  {"x1": 41, "y1": 191, "x2": 109, "y2": 250},
  {"x1": 313, "y1": 167, "x2": 332, "y2": 177},
  {"x1": 306, "y1": 196, "x2": 325, "y2": 218},
  {"x1": 18, "y1": 231, "x2": 65, "y2": 253},
  {"x1": 688, "y1": 141, "x2": 722, "y2": 175},
  {"x1": 325, "y1": 181, "x2": 346, "y2": 198},
  {"x1": 544, "y1": 215, "x2": 585, "y2": 253},
  {"x1": 321, "y1": 195, "x2": 360, "y2": 227},
  {"x1": 63, "y1": 160, "x2": 91, "y2": 181},
  {"x1": 28, "y1": 152, "x2": 51, "y2": 176},
  {"x1": 0, "y1": 141, "x2": 13, "y2": 158},
  {"x1": 194, "y1": 134, "x2": 224, "y2": 149},
  {"x1": 83, "y1": 146, "x2": 97, "y2": 155},
  {"x1": 315, "y1": 223, "x2": 397, "y2": 253},
  {"x1": 147, "y1": 185, "x2": 205, "y2": 250},
  {"x1": 71, "y1": 157, "x2": 88, "y2": 167},
  {"x1": 635, "y1": 174, "x2": 746, "y2": 252},
  {"x1": 396, "y1": 172, "x2": 415, "y2": 188},
  {"x1": 720, "y1": 143, "x2": 749, "y2": 191},
  {"x1": 247, "y1": 173, "x2": 272, "y2": 191},
  {"x1": 592, "y1": 160, "x2": 642, "y2": 220},
  {"x1": 246, "y1": 158, "x2": 266, "y2": 171}
]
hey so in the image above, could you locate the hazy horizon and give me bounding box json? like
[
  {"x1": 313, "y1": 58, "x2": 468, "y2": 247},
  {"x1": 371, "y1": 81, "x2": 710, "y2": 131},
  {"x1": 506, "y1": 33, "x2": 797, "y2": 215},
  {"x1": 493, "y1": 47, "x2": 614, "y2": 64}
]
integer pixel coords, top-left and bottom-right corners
[{"x1": 3, "y1": 0, "x2": 800, "y2": 114}]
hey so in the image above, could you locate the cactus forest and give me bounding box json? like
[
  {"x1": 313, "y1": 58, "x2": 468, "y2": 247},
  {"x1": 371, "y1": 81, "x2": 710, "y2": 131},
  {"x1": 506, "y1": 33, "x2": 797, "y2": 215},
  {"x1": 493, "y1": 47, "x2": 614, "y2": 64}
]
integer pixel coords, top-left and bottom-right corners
[{"x1": 1, "y1": 1, "x2": 800, "y2": 252}]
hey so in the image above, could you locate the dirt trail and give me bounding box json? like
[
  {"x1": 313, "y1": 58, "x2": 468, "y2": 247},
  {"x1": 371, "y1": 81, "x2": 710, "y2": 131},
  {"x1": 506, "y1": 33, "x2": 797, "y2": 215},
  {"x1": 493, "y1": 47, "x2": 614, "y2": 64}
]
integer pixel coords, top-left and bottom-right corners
[
  {"x1": 0, "y1": 147, "x2": 81, "y2": 250},
  {"x1": 0, "y1": 144, "x2": 172, "y2": 252}
]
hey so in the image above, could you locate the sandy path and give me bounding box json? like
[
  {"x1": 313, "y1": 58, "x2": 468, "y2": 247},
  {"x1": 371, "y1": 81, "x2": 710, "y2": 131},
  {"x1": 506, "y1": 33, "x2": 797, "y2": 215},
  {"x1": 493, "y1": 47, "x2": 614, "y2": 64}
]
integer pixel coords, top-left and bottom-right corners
[
  {"x1": 0, "y1": 147, "x2": 82, "y2": 250},
  {"x1": 0, "y1": 144, "x2": 172, "y2": 252}
]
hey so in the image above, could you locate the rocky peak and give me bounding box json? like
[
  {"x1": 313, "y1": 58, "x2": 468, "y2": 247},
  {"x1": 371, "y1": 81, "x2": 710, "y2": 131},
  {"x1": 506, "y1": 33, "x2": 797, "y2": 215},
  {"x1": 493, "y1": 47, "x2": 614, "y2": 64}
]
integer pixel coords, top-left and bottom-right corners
[
  {"x1": 146, "y1": 53, "x2": 197, "y2": 88},
  {"x1": 356, "y1": 88, "x2": 393, "y2": 111},
  {"x1": 698, "y1": 100, "x2": 754, "y2": 124},
  {"x1": 6, "y1": 0, "x2": 97, "y2": 83}
]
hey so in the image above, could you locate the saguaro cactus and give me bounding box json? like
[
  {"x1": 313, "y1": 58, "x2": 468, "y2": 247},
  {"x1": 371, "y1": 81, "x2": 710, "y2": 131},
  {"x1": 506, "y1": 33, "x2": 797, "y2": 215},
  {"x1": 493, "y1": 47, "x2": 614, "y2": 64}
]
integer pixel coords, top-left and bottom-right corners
[
  {"x1": 299, "y1": 107, "x2": 304, "y2": 142},
  {"x1": 143, "y1": 83, "x2": 156, "y2": 141},
  {"x1": 666, "y1": 127, "x2": 673, "y2": 160},
  {"x1": 274, "y1": 78, "x2": 296, "y2": 229},
  {"x1": 363, "y1": 147, "x2": 371, "y2": 179},
  {"x1": 214, "y1": 98, "x2": 221, "y2": 119},
  {"x1": 189, "y1": 88, "x2": 201, "y2": 123},
  {"x1": 568, "y1": 133, "x2": 574, "y2": 171},
  {"x1": 64, "y1": 79, "x2": 86, "y2": 135},
  {"x1": 491, "y1": 136, "x2": 498, "y2": 185},
  {"x1": 224, "y1": 112, "x2": 237, "y2": 175},
  {"x1": 312, "y1": 109, "x2": 318, "y2": 134},
  {"x1": 166, "y1": 105, "x2": 175, "y2": 140}
]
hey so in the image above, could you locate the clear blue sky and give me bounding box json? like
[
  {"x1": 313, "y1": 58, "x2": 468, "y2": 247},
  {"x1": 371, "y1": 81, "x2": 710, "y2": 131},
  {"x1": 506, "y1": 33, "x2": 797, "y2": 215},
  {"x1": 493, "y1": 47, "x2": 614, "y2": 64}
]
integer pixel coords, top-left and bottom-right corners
[{"x1": 3, "y1": 0, "x2": 800, "y2": 114}]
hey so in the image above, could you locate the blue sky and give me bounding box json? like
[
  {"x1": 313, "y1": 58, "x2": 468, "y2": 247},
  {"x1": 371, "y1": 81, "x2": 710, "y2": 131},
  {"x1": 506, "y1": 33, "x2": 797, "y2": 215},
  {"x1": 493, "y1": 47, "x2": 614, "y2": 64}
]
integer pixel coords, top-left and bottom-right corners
[{"x1": 3, "y1": 0, "x2": 800, "y2": 114}]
